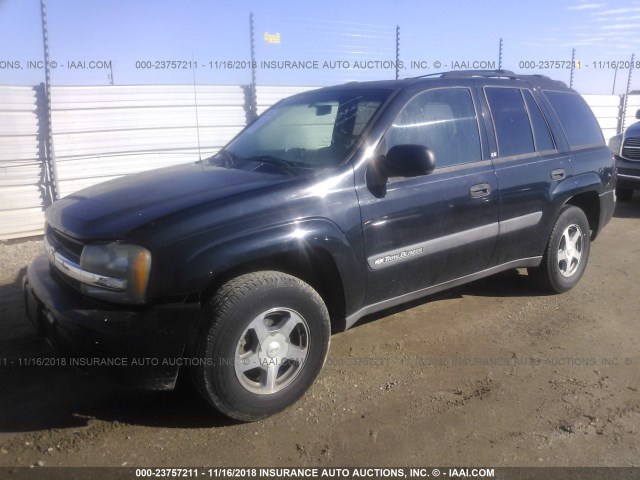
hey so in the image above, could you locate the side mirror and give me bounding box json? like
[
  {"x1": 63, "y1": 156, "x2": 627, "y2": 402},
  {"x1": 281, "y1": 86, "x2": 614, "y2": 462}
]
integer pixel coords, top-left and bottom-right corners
[
  {"x1": 381, "y1": 144, "x2": 436, "y2": 177},
  {"x1": 636, "y1": 109, "x2": 640, "y2": 120},
  {"x1": 366, "y1": 144, "x2": 436, "y2": 198},
  {"x1": 315, "y1": 104, "x2": 333, "y2": 116}
]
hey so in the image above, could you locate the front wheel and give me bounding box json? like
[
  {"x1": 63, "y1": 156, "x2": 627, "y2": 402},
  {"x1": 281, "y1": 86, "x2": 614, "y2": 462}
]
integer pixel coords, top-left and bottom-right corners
[
  {"x1": 528, "y1": 205, "x2": 591, "y2": 293},
  {"x1": 190, "y1": 271, "x2": 331, "y2": 421}
]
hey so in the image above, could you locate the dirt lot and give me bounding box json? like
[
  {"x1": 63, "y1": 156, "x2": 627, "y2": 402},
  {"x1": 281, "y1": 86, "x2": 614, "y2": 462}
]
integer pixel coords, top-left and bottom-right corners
[{"x1": 0, "y1": 199, "x2": 639, "y2": 469}]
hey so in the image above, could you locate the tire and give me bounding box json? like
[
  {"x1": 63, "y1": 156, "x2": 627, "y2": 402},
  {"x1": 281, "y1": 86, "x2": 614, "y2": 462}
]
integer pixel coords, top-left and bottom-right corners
[
  {"x1": 190, "y1": 271, "x2": 331, "y2": 421},
  {"x1": 528, "y1": 205, "x2": 591, "y2": 294},
  {"x1": 616, "y1": 188, "x2": 633, "y2": 202}
]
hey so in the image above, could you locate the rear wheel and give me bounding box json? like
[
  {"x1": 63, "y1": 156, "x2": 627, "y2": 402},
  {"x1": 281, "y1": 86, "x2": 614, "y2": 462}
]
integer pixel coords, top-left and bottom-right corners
[
  {"x1": 190, "y1": 271, "x2": 331, "y2": 421},
  {"x1": 528, "y1": 205, "x2": 590, "y2": 293},
  {"x1": 616, "y1": 188, "x2": 634, "y2": 202}
]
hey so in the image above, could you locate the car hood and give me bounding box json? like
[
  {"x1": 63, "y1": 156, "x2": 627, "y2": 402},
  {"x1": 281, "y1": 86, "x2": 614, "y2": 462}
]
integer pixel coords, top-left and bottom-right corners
[
  {"x1": 46, "y1": 162, "x2": 295, "y2": 240},
  {"x1": 624, "y1": 121, "x2": 640, "y2": 138}
]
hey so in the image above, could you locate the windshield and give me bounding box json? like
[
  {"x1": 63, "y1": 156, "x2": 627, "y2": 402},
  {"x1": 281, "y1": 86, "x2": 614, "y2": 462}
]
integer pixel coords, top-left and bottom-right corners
[{"x1": 210, "y1": 88, "x2": 391, "y2": 173}]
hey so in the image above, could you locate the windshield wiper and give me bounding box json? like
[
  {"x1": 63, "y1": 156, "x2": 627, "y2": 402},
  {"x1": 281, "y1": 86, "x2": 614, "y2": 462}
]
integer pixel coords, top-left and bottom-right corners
[{"x1": 241, "y1": 155, "x2": 299, "y2": 175}]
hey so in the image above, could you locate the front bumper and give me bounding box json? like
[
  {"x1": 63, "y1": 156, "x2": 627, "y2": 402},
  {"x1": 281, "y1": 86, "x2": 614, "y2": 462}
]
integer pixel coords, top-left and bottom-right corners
[
  {"x1": 616, "y1": 157, "x2": 640, "y2": 190},
  {"x1": 24, "y1": 255, "x2": 200, "y2": 390}
]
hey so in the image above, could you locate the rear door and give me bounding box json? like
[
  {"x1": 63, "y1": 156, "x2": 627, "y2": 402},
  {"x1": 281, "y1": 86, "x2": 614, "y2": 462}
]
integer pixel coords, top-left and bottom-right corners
[{"x1": 482, "y1": 86, "x2": 570, "y2": 265}]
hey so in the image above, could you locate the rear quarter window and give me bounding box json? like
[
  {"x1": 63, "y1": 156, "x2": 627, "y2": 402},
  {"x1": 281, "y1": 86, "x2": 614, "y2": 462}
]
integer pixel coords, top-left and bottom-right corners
[{"x1": 543, "y1": 91, "x2": 604, "y2": 148}]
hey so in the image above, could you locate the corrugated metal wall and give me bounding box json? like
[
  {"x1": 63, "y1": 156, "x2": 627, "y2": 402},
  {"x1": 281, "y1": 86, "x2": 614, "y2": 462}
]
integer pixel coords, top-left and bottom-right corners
[
  {"x1": 0, "y1": 85, "x2": 637, "y2": 240},
  {"x1": 0, "y1": 85, "x2": 49, "y2": 240},
  {"x1": 51, "y1": 85, "x2": 246, "y2": 197},
  {"x1": 583, "y1": 95, "x2": 621, "y2": 142}
]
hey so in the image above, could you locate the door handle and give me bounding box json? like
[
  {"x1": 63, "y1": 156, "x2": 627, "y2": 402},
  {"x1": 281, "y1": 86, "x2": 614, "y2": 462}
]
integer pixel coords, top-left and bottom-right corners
[
  {"x1": 551, "y1": 168, "x2": 566, "y2": 180},
  {"x1": 470, "y1": 183, "x2": 491, "y2": 198}
]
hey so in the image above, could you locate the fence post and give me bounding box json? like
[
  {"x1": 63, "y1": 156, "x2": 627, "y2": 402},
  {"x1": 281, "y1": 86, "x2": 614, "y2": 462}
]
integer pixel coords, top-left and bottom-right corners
[
  {"x1": 40, "y1": 0, "x2": 59, "y2": 202},
  {"x1": 395, "y1": 25, "x2": 400, "y2": 80},
  {"x1": 569, "y1": 48, "x2": 576, "y2": 89},
  {"x1": 617, "y1": 95, "x2": 626, "y2": 135},
  {"x1": 246, "y1": 12, "x2": 258, "y2": 124},
  {"x1": 621, "y1": 53, "x2": 635, "y2": 131}
]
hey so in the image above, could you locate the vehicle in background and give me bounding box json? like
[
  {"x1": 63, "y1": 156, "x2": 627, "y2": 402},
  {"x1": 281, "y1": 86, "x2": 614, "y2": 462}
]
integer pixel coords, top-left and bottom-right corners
[{"x1": 609, "y1": 110, "x2": 640, "y2": 201}]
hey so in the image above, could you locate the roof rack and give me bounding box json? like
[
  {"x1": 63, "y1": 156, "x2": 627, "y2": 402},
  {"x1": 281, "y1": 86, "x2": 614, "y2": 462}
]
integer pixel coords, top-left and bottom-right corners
[
  {"x1": 408, "y1": 70, "x2": 569, "y2": 89},
  {"x1": 409, "y1": 72, "x2": 444, "y2": 79},
  {"x1": 410, "y1": 70, "x2": 517, "y2": 81},
  {"x1": 439, "y1": 70, "x2": 517, "y2": 79}
]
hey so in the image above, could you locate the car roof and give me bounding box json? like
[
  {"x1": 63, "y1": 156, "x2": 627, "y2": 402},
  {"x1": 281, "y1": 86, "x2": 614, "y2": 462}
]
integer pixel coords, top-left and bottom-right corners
[{"x1": 314, "y1": 70, "x2": 573, "y2": 94}]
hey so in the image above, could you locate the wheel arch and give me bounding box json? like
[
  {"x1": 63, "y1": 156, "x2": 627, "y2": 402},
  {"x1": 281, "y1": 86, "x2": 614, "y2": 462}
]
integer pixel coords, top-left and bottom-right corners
[
  {"x1": 173, "y1": 217, "x2": 364, "y2": 336},
  {"x1": 200, "y1": 248, "x2": 348, "y2": 333},
  {"x1": 564, "y1": 190, "x2": 601, "y2": 240},
  {"x1": 553, "y1": 172, "x2": 603, "y2": 240}
]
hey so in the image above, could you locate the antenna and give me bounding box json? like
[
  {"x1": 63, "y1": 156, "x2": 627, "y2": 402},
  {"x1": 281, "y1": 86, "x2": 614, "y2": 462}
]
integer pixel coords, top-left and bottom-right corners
[{"x1": 192, "y1": 55, "x2": 202, "y2": 162}]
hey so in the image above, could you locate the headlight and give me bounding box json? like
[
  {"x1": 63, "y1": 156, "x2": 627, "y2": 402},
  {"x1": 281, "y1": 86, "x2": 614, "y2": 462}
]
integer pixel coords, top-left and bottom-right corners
[
  {"x1": 80, "y1": 243, "x2": 152, "y2": 304},
  {"x1": 608, "y1": 134, "x2": 622, "y2": 156}
]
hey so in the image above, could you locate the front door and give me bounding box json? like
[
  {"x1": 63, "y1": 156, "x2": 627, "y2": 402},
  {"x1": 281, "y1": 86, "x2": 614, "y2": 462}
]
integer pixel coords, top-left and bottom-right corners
[{"x1": 356, "y1": 86, "x2": 499, "y2": 305}]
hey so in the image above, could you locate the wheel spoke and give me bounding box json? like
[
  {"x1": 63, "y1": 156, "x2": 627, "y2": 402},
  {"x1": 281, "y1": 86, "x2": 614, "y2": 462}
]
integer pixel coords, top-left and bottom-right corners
[
  {"x1": 278, "y1": 312, "x2": 301, "y2": 338},
  {"x1": 559, "y1": 260, "x2": 567, "y2": 275},
  {"x1": 572, "y1": 249, "x2": 582, "y2": 264},
  {"x1": 262, "y1": 364, "x2": 278, "y2": 392},
  {"x1": 238, "y1": 351, "x2": 260, "y2": 373},
  {"x1": 557, "y1": 249, "x2": 567, "y2": 262},
  {"x1": 568, "y1": 229, "x2": 581, "y2": 248},
  {"x1": 286, "y1": 344, "x2": 307, "y2": 363},
  {"x1": 250, "y1": 317, "x2": 271, "y2": 344}
]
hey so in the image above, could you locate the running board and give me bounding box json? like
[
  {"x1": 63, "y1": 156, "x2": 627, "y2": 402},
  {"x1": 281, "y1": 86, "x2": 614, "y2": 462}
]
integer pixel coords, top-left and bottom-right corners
[{"x1": 345, "y1": 257, "x2": 542, "y2": 329}]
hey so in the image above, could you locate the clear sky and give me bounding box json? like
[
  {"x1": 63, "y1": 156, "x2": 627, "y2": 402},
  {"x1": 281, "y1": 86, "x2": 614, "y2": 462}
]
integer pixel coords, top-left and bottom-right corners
[{"x1": 0, "y1": 0, "x2": 638, "y2": 94}]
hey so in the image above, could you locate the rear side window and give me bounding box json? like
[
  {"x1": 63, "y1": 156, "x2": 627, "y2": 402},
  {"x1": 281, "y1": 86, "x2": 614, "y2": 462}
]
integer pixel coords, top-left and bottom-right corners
[
  {"x1": 386, "y1": 88, "x2": 481, "y2": 168},
  {"x1": 522, "y1": 90, "x2": 555, "y2": 152},
  {"x1": 485, "y1": 87, "x2": 535, "y2": 157},
  {"x1": 544, "y1": 91, "x2": 604, "y2": 148}
]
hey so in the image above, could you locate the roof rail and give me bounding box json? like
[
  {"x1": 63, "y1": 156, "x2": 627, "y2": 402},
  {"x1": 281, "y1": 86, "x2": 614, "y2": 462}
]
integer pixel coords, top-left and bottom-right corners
[
  {"x1": 407, "y1": 70, "x2": 570, "y2": 89},
  {"x1": 439, "y1": 70, "x2": 518, "y2": 79}
]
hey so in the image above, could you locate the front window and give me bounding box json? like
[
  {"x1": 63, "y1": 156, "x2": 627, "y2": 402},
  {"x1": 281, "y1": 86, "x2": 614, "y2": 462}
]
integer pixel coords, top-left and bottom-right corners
[
  {"x1": 386, "y1": 87, "x2": 482, "y2": 168},
  {"x1": 211, "y1": 89, "x2": 391, "y2": 173}
]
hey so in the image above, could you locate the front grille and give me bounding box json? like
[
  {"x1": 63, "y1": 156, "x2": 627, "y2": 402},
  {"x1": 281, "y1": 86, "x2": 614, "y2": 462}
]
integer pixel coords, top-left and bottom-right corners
[
  {"x1": 622, "y1": 137, "x2": 640, "y2": 161},
  {"x1": 50, "y1": 264, "x2": 83, "y2": 292},
  {"x1": 45, "y1": 224, "x2": 84, "y2": 263}
]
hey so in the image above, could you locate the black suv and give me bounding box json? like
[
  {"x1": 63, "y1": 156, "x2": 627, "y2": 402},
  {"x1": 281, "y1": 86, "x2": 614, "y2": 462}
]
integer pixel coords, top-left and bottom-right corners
[
  {"x1": 609, "y1": 109, "x2": 640, "y2": 201},
  {"x1": 24, "y1": 70, "x2": 615, "y2": 421}
]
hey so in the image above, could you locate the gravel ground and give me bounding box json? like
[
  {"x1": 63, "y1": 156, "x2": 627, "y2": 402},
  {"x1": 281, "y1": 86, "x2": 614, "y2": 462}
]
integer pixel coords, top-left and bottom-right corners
[{"x1": 0, "y1": 199, "x2": 639, "y2": 469}]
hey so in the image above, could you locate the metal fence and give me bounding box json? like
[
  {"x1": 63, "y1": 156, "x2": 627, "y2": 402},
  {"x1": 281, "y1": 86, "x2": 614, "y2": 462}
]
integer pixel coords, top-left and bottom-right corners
[
  {"x1": 0, "y1": 84, "x2": 637, "y2": 240},
  {"x1": 0, "y1": 85, "x2": 49, "y2": 239},
  {"x1": 50, "y1": 85, "x2": 246, "y2": 197}
]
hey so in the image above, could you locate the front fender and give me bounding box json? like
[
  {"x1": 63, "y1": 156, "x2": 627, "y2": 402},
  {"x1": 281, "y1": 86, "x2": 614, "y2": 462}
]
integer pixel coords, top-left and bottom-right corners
[{"x1": 172, "y1": 217, "x2": 365, "y2": 317}]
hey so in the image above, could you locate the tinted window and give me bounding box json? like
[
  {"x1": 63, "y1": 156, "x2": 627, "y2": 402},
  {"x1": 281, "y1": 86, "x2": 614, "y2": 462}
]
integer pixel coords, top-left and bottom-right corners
[
  {"x1": 485, "y1": 87, "x2": 534, "y2": 157},
  {"x1": 544, "y1": 91, "x2": 604, "y2": 147},
  {"x1": 386, "y1": 88, "x2": 481, "y2": 168},
  {"x1": 523, "y1": 90, "x2": 555, "y2": 152}
]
